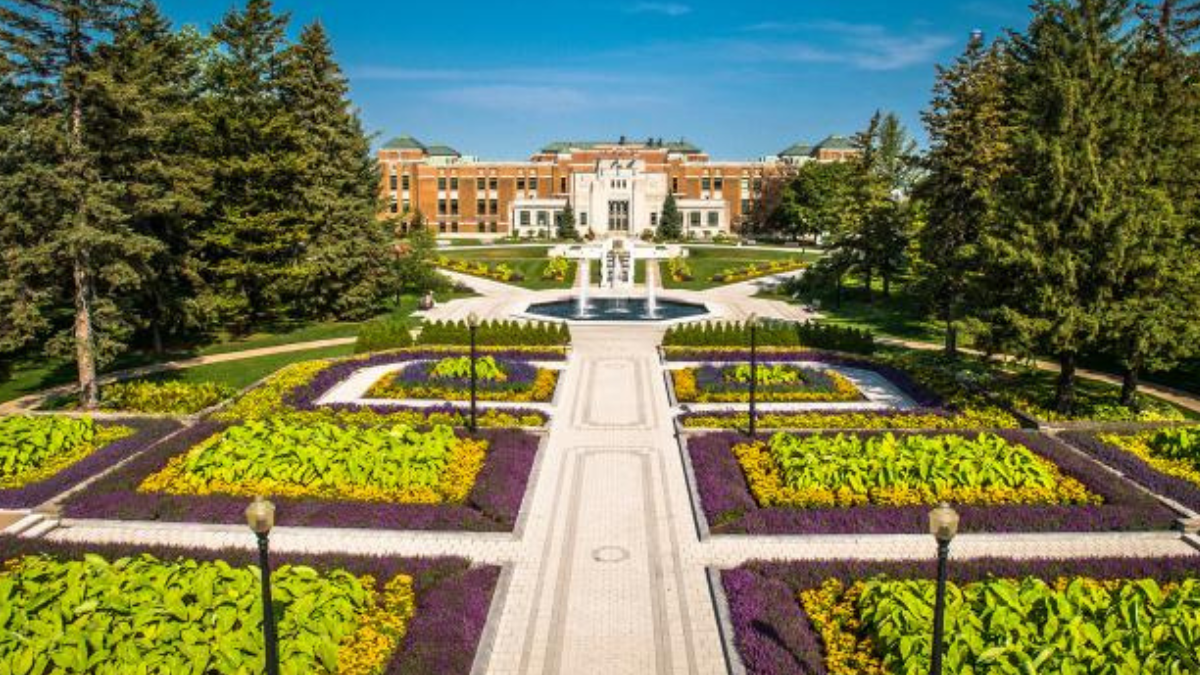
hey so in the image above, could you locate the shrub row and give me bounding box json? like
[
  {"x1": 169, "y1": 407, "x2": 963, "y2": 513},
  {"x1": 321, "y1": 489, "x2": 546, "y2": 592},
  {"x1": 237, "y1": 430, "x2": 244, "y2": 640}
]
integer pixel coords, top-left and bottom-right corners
[
  {"x1": 663, "y1": 320, "x2": 874, "y2": 354},
  {"x1": 416, "y1": 320, "x2": 569, "y2": 347},
  {"x1": 356, "y1": 318, "x2": 414, "y2": 353}
]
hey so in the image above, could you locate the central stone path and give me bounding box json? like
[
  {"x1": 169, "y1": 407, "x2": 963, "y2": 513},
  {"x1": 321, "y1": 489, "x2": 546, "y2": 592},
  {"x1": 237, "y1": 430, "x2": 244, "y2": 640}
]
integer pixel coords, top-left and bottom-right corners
[{"x1": 486, "y1": 325, "x2": 728, "y2": 675}]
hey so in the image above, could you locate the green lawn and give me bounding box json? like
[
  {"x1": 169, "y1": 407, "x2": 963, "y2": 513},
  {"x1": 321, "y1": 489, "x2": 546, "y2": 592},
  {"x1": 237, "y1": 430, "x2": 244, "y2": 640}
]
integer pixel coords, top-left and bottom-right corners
[
  {"x1": 761, "y1": 277, "x2": 944, "y2": 344},
  {"x1": 661, "y1": 247, "x2": 822, "y2": 291},
  {"x1": 151, "y1": 344, "x2": 355, "y2": 391},
  {"x1": 439, "y1": 246, "x2": 574, "y2": 290}
]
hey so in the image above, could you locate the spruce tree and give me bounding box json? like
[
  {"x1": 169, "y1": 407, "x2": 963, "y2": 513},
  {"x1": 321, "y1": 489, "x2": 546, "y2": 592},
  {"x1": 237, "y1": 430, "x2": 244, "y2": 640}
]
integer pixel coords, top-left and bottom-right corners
[
  {"x1": 197, "y1": 0, "x2": 294, "y2": 330},
  {"x1": 276, "y1": 21, "x2": 389, "y2": 320},
  {"x1": 557, "y1": 203, "x2": 577, "y2": 240},
  {"x1": 658, "y1": 193, "x2": 683, "y2": 240},
  {"x1": 987, "y1": 0, "x2": 1137, "y2": 414},
  {"x1": 0, "y1": 0, "x2": 160, "y2": 408},
  {"x1": 917, "y1": 34, "x2": 1013, "y2": 355}
]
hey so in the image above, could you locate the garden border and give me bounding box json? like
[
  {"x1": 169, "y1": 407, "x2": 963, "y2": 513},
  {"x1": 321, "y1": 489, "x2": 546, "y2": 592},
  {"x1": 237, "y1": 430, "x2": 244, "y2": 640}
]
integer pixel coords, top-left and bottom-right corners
[
  {"x1": 719, "y1": 555, "x2": 1200, "y2": 675},
  {"x1": 61, "y1": 420, "x2": 545, "y2": 532},
  {"x1": 0, "y1": 535, "x2": 499, "y2": 675},
  {"x1": 682, "y1": 429, "x2": 1178, "y2": 536},
  {"x1": 1059, "y1": 428, "x2": 1200, "y2": 516},
  {"x1": 0, "y1": 417, "x2": 181, "y2": 510}
]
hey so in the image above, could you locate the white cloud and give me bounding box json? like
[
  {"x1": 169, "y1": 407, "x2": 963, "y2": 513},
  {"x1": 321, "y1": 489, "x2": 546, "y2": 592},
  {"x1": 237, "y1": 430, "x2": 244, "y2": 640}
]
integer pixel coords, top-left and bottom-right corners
[
  {"x1": 626, "y1": 2, "x2": 692, "y2": 17},
  {"x1": 727, "y1": 20, "x2": 955, "y2": 71}
]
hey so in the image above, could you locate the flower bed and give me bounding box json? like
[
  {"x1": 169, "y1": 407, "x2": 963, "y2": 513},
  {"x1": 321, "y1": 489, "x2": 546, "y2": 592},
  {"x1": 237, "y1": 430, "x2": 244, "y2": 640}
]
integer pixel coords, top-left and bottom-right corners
[
  {"x1": 0, "y1": 537, "x2": 498, "y2": 675},
  {"x1": 435, "y1": 256, "x2": 524, "y2": 282},
  {"x1": 671, "y1": 363, "x2": 861, "y2": 403},
  {"x1": 722, "y1": 556, "x2": 1200, "y2": 675},
  {"x1": 1060, "y1": 427, "x2": 1200, "y2": 513},
  {"x1": 711, "y1": 258, "x2": 807, "y2": 284},
  {"x1": 64, "y1": 421, "x2": 541, "y2": 532},
  {"x1": 366, "y1": 357, "x2": 559, "y2": 403},
  {"x1": 43, "y1": 380, "x2": 238, "y2": 414},
  {"x1": 686, "y1": 430, "x2": 1175, "y2": 534},
  {"x1": 0, "y1": 416, "x2": 179, "y2": 509}
]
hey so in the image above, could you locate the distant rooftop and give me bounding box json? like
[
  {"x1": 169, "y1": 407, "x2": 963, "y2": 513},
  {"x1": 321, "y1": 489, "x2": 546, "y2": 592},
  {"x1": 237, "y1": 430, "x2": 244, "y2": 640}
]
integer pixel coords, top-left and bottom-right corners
[
  {"x1": 383, "y1": 134, "x2": 426, "y2": 150},
  {"x1": 814, "y1": 135, "x2": 856, "y2": 152},
  {"x1": 425, "y1": 144, "x2": 461, "y2": 157},
  {"x1": 778, "y1": 142, "x2": 815, "y2": 157},
  {"x1": 539, "y1": 138, "x2": 702, "y2": 154}
]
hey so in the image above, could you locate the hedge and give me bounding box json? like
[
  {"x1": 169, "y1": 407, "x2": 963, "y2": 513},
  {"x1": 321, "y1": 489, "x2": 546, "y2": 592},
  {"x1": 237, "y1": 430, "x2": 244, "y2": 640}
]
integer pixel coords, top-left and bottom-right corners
[
  {"x1": 663, "y1": 320, "x2": 874, "y2": 354},
  {"x1": 416, "y1": 320, "x2": 569, "y2": 347}
]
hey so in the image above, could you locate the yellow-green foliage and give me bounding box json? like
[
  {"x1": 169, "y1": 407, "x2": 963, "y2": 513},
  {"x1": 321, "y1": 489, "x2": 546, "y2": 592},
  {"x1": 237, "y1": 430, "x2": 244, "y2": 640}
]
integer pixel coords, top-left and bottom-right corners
[
  {"x1": 681, "y1": 408, "x2": 1020, "y2": 430},
  {"x1": 0, "y1": 416, "x2": 131, "y2": 489},
  {"x1": 802, "y1": 576, "x2": 1200, "y2": 675},
  {"x1": 735, "y1": 432, "x2": 1098, "y2": 508},
  {"x1": 1100, "y1": 427, "x2": 1200, "y2": 488},
  {"x1": 0, "y1": 553, "x2": 413, "y2": 675},
  {"x1": 101, "y1": 380, "x2": 236, "y2": 414},
  {"x1": 216, "y1": 360, "x2": 333, "y2": 421},
  {"x1": 141, "y1": 420, "x2": 485, "y2": 504}
]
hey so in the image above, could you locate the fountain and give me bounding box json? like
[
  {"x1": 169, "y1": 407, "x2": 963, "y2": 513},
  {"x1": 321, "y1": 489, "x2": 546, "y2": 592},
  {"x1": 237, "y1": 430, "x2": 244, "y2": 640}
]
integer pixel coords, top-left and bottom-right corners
[
  {"x1": 575, "y1": 258, "x2": 591, "y2": 318},
  {"x1": 646, "y1": 261, "x2": 659, "y2": 318}
]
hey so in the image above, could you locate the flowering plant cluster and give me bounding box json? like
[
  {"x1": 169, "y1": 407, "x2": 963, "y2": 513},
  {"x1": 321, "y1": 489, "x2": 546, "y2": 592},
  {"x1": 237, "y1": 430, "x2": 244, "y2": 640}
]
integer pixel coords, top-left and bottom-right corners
[
  {"x1": 1098, "y1": 427, "x2": 1200, "y2": 489},
  {"x1": 672, "y1": 364, "x2": 862, "y2": 403},
  {"x1": 679, "y1": 407, "x2": 1020, "y2": 431},
  {"x1": 139, "y1": 420, "x2": 486, "y2": 505},
  {"x1": 800, "y1": 575, "x2": 1200, "y2": 675},
  {"x1": 367, "y1": 359, "x2": 558, "y2": 403},
  {"x1": 710, "y1": 258, "x2": 807, "y2": 284},
  {"x1": 435, "y1": 256, "x2": 523, "y2": 282},
  {"x1": 0, "y1": 416, "x2": 132, "y2": 490},
  {"x1": 667, "y1": 256, "x2": 693, "y2": 282},
  {"x1": 734, "y1": 432, "x2": 1098, "y2": 509},
  {"x1": 542, "y1": 256, "x2": 571, "y2": 281},
  {"x1": 1059, "y1": 428, "x2": 1200, "y2": 513}
]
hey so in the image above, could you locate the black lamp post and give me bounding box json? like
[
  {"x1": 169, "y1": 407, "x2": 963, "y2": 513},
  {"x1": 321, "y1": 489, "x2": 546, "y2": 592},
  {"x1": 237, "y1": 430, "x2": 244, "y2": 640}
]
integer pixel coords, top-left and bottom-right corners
[
  {"x1": 928, "y1": 502, "x2": 960, "y2": 675},
  {"x1": 467, "y1": 312, "x2": 479, "y2": 433},
  {"x1": 747, "y1": 313, "x2": 759, "y2": 438},
  {"x1": 246, "y1": 496, "x2": 280, "y2": 675}
]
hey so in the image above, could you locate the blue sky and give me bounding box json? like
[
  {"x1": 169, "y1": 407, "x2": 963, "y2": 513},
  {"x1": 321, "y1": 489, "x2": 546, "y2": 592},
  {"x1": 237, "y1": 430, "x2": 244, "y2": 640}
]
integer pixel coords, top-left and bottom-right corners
[{"x1": 157, "y1": 0, "x2": 1033, "y2": 160}]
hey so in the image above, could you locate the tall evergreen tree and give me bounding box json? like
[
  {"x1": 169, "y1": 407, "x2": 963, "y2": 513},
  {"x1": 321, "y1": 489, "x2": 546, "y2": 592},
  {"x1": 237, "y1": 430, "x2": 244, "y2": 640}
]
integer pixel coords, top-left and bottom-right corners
[
  {"x1": 985, "y1": 0, "x2": 1137, "y2": 414},
  {"x1": 0, "y1": 0, "x2": 160, "y2": 408},
  {"x1": 557, "y1": 203, "x2": 577, "y2": 240},
  {"x1": 276, "y1": 21, "x2": 389, "y2": 320},
  {"x1": 658, "y1": 193, "x2": 682, "y2": 240},
  {"x1": 917, "y1": 33, "x2": 1013, "y2": 355},
  {"x1": 197, "y1": 0, "x2": 293, "y2": 330},
  {"x1": 1103, "y1": 0, "x2": 1200, "y2": 404},
  {"x1": 87, "y1": 1, "x2": 211, "y2": 353}
]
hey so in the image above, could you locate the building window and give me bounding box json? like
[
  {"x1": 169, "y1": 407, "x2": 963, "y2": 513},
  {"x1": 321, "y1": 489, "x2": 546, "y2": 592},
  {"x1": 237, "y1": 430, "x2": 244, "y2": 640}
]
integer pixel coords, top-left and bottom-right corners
[
  {"x1": 489, "y1": 223, "x2": 497, "y2": 233},
  {"x1": 689, "y1": 212, "x2": 701, "y2": 228},
  {"x1": 401, "y1": 199, "x2": 410, "y2": 212},
  {"x1": 517, "y1": 177, "x2": 526, "y2": 191},
  {"x1": 402, "y1": 175, "x2": 410, "y2": 191},
  {"x1": 451, "y1": 223, "x2": 459, "y2": 233},
  {"x1": 389, "y1": 197, "x2": 398, "y2": 214},
  {"x1": 450, "y1": 177, "x2": 459, "y2": 191},
  {"x1": 476, "y1": 177, "x2": 485, "y2": 191},
  {"x1": 489, "y1": 177, "x2": 498, "y2": 191},
  {"x1": 536, "y1": 211, "x2": 548, "y2": 227},
  {"x1": 389, "y1": 175, "x2": 398, "y2": 190},
  {"x1": 438, "y1": 223, "x2": 446, "y2": 233},
  {"x1": 437, "y1": 177, "x2": 447, "y2": 191},
  {"x1": 650, "y1": 212, "x2": 658, "y2": 228},
  {"x1": 672, "y1": 177, "x2": 680, "y2": 193},
  {"x1": 529, "y1": 178, "x2": 539, "y2": 192},
  {"x1": 580, "y1": 212, "x2": 588, "y2": 227},
  {"x1": 707, "y1": 211, "x2": 719, "y2": 227},
  {"x1": 520, "y1": 211, "x2": 531, "y2": 226},
  {"x1": 701, "y1": 177, "x2": 711, "y2": 191},
  {"x1": 477, "y1": 199, "x2": 486, "y2": 215},
  {"x1": 714, "y1": 177, "x2": 724, "y2": 191},
  {"x1": 741, "y1": 199, "x2": 751, "y2": 213},
  {"x1": 560, "y1": 177, "x2": 567, "y2": 193},
  {"x1": 438, "y1": 199, "x2": 447, "y2": 215},
  {"x1": 740, "y1": 177, "x2": 749, "y2": 192},
  {"x1": 490, "y1": 199, "x2": 498, "y2": 215},
  {"x1": 608, "y1": 200, "x2": 630, "y2": 231},
  {"x1": 450, "y1": 199, "x2": 459, "y2": 215},
  {"x1": 752, "y1": 178, "x2": 763, "y2": 193}
]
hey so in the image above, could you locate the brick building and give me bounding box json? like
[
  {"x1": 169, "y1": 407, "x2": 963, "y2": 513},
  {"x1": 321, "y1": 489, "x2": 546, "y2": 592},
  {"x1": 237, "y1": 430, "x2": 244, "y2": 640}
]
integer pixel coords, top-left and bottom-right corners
[{"x1": 378, "y1": 135, "x2": 859, "y2": 239}]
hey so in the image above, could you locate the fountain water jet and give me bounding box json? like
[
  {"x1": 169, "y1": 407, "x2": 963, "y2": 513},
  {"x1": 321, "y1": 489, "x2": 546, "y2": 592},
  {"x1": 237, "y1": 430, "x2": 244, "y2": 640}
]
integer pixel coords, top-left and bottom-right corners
[
  {"x1": 646, "y1": 261, "x2": 659, "y2": 318},
  {"x1": 575, "y1": 258, "x2": 591, "y2": 318}
]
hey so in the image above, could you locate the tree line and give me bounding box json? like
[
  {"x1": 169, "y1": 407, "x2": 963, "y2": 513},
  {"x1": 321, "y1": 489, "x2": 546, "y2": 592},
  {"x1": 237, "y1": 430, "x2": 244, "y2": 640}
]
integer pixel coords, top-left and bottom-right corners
[
  {"x1": 769, "y1": 0, "x2": 1200, "y2": 414},
  {"x1": 0, "y1": 0, "x2": 393, "y2": 407}
]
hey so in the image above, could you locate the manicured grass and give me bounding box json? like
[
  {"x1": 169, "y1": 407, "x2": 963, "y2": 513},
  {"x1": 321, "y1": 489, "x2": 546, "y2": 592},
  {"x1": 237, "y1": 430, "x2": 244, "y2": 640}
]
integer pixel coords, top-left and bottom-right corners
[
  {"x1": 154, "y1": 344, "x2": 355, "y2": 391},
  {"x1": 662, "y1": 247, "x2": 821, "y2": 291},
  {"x1": 440, "y1": 246, "x2": 573, "y2": 290},
  {"x1": 761, "y1": 276, "x2": 944, "y2": 343}
]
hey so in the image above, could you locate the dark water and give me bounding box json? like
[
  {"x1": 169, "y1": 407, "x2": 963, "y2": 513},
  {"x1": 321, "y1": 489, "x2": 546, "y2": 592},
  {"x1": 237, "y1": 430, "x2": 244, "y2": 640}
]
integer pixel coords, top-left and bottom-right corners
[{"x1": 526, "y1": 297, "x2": 710, "y2": 322}]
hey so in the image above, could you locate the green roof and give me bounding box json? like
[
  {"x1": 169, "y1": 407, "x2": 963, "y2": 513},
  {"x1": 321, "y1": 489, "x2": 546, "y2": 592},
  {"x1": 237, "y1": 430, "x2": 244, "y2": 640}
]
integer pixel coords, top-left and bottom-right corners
[
  {"x1": 663, "y1": 140, "x2": 701, "y2": 153},
  {"x1": 383, "y1": 135, "x2": 425, "y2": 150},
  {"x1": 779, "y1": 142, "x2": 814, "y2": 157},
  {"x1": 814, "y1": 135, "x2": 856, "y2": 152},
  {"x1": 425, "y1": 144, "x2": 461, "y2": 157},
  {"x1": 539, "y1": 138, "x2": 703, "y2": 154}
]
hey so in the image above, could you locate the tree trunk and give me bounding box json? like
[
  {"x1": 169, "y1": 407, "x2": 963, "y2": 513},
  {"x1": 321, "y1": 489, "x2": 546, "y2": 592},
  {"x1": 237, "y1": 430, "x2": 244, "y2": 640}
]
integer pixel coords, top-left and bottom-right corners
[
  {"x1": 1055, "y1": 352, "x2": 1077, "y2": 416},
  {"x1": 151, "y1": 320, "x2": 164, "y2": 356},
  {"x1": 863, "y1": 267, "x2": 873, "y2": 304},
  {"x1": 73, "y1": 251, "x2": 99, "y2": 409},
  {"x1": 1120, "y1": 354, "x2": 1142, "y2": 409}
]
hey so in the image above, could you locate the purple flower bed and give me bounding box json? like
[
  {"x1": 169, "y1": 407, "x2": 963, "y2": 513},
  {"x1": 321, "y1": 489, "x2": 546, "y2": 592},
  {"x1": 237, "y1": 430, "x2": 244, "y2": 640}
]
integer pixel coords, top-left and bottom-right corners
[
  {"x1": 687, "y1": 430, "x2": 1176, "y2": 535},
  {"x1": 0, "y1": 418, "x2": 181, "y2": 509},
  {"x1": 678, "y1": 406, "x2": 961, "y2": 428},
  {"x1": 0, "y1": 536, "x2": 498, "y2": 675},
  {"x1": 1060, "y1": 430, "x2": 1200, "y2": 513},
  {"x1": 317, "y1": 401, "x2": 550, "y2": 426},
  {"x1": 667, "y1": 349, "x2": 943, "y2": 408},
  {"x1": 691, "y1": 363, "x2": 848, "y2": 398},
  {"x1": 285, "y1": 348, "x2": 562, "y2": 410},
  {"x1": 722, "y1": 556, "x2": 1200, "y2": 675},
  {"x1": 394, "y1": 359, "x2": 537, "y2": 388},
  {"x1": 63, "y1": 420, "x2": 542, "y2": 532}
]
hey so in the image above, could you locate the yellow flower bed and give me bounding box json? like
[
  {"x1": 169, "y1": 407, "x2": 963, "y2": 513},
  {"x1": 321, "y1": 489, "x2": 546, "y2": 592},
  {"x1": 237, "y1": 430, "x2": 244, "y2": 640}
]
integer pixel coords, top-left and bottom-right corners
[
  {"x1": 682, "y1": 408, "x2": 1021, "y2": 430},
  {"x1": 370, "y1": 369, "x2": 559, "y2": 403},
  {"x1": 732, "y1": 434, "x2": 1099, "y2": 508},
  {"x1": 671, "y1": 368, "x2": 861, "y2": 403},
  {"x1": 800, "y1": 579, "x2": 888, "y2": 675},
  {"x1": 339, "y1": 574, "x2": 416, "y2": 675},
  {"x1": 1099, "y1": 431, "x2": 1200, "y2": 489}
]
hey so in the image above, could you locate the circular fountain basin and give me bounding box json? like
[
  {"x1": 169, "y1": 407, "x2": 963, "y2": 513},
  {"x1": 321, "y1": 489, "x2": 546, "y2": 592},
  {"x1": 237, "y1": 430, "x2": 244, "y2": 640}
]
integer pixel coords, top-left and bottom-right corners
[{"x1": 526, "y1": 297, "x2": 710, "y2": 323}]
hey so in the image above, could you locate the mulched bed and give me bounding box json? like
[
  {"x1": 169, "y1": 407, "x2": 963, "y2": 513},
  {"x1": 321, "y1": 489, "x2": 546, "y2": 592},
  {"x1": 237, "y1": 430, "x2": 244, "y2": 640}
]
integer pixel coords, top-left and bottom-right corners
[
  {"x1": 0, "y1": 417, "x2": 181, "y2": 509},
  {"x1": 1059, "y1": 429, "x2": 1200, "y2": 514},
  {"x1": 686, "y1": 430, "x2": 1178, "y2": 535},
  {"x1": 0, "y1": 536, "x2": 499, "y2": 675},
  {"x1": 62, "y1": 420, "x2": 541, "y2": 532},
  {"x1": 721, "y1": 556, "x2": 1200, "y2": 675}
]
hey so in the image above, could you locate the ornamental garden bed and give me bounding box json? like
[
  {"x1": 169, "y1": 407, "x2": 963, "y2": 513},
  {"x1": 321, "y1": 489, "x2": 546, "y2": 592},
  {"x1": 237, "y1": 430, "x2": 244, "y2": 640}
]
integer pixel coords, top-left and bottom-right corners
[
  {"x1": 41, "y1": 379, "x2": 238, "y2": 415},
  {"x1": 365, "y1": 355, "x2": 560, "y2": 403},
  {"x1": 0, "y1": 536, "x2": 498, "y2": 675},
  {"x1": 0, "y1": 415, "x2": 180, "y2": 509},
  {"x1": 721, "y1": 556, "x2": 1200, "y2": 675},
  {"x1": 1060, "y1": 426, "x2": 1200, "y2": 513},
  {"x1": 62, "y1": 419, "x2": 541, "y2": 532},
  {"x1": 685, "y1": 430, "x2": 1176, "y2": 535},
  {"x1": 670, "y1": 363, "x2": 862, "y2": 404}
]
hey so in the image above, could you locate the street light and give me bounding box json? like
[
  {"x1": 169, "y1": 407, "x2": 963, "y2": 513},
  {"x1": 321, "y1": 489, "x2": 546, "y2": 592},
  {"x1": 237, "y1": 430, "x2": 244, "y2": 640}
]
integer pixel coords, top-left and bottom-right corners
[
  {"x1": 928, "y1": 502, "x2": 960, "y2": 675},
  {"x1": 746, "y1": 313, "x2": 759, "y2": 438},
  {"x1": 467, "y1": 312, "x2": 480, "y2": 433},
  {"x1": 246, "y1": 496, "x2": 280, "y2": 675}
]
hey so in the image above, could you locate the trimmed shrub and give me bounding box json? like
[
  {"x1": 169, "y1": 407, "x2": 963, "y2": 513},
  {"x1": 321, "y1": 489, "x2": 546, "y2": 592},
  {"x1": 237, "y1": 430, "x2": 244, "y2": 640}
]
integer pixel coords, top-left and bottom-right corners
[
  {"x1": 356, "y1": 319, "x2": 414, "y2": 353},
  {"x1": 662, "y1": 320, "x2": 873, "y2": 354},
  {"x1": 416, "y1": 320, "x2": 568, "y2": 347}
]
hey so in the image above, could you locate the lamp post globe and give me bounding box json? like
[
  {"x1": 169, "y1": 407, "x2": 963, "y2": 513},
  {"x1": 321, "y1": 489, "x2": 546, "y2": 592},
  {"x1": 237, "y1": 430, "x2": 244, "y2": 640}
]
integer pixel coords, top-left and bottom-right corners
[
  {"x1": 246, "y1": 497, "x2": 280, "y2": 675},
  {"x1": 928, "y1": 502, "x2": 959, "y2": 675}
]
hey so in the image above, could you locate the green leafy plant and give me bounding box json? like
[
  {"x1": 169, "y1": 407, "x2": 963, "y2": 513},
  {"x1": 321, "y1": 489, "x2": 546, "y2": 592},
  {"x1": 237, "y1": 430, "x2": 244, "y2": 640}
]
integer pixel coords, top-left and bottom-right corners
[
  {"x1": 0, "y1": 416, "x2": 131, "y2": 489},
  {"x1": 430, "y1": 356, "x2": 506, "y2": 382},
  {"x1": 98, "y1": 380, "x2": 236, "y2": 414}
]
